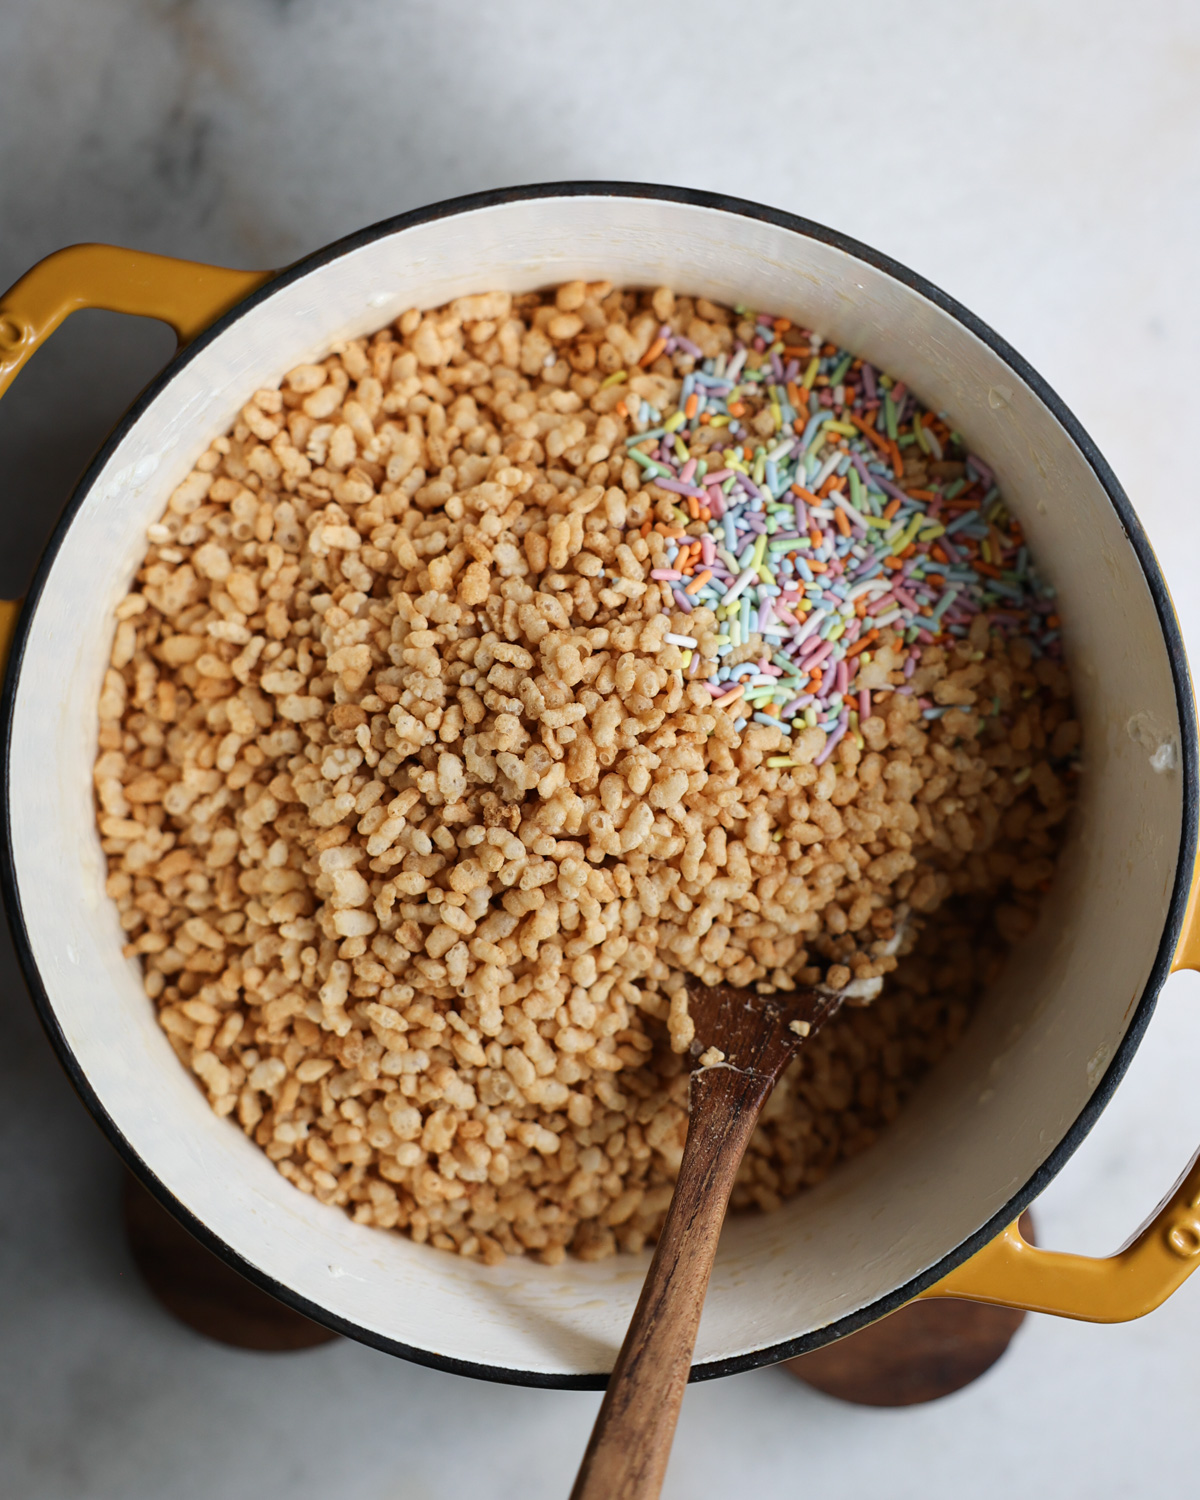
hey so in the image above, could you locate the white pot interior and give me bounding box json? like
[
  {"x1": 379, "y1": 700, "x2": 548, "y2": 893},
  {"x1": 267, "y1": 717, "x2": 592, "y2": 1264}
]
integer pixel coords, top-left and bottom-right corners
[{"x1": 7, "y1": 192, "x2": 1186, "y2": 1379}]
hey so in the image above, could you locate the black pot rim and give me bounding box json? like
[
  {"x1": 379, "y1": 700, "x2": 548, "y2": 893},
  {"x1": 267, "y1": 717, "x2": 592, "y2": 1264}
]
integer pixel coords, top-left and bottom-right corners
[{"x1": 3, "y1": 179, "x2": 1196, "y2": 1390}]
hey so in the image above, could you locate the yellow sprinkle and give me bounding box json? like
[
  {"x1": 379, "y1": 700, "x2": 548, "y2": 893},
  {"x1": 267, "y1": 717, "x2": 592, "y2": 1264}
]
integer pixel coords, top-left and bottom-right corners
[
  {"x1": 802, "y1": 357, "x2": 820, "y2": 390},
  {"x1": 709, "y1": 415, "x2": 731, "y2": 428},
  {"x1": 918, "y1": 523, "x2": 946, "y2": 542},
  {"x1": 826, "y1": 419, "x2": 857, "y2": 437},
  {"x1": 767, "y1": 757, "x2": 800, "y2": 768},
  {"x1": 599, "y1": 369, "x2": 627, "y2": 389},
  {"x1": 913, "y1": 417, "x2": 931, "y2": 454},
  {"x1": 665, "y1": 410, "x2": 686, "y2": 433},
  {"x1": 892, "y1": 515, "x2": 924, "y2": 555},
  {"x1": 680, "y1": 649, "x2": 692, "y2": 668},
  {"x1": 750, "y1": 534, "x2": 768, "y2": 571}
]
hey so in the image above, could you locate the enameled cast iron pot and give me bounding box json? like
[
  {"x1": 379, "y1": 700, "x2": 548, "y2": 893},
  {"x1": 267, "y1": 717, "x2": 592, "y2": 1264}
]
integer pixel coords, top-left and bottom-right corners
[{"x1": 3, "y1": 183, "x2": 1200, "y2": 1388}]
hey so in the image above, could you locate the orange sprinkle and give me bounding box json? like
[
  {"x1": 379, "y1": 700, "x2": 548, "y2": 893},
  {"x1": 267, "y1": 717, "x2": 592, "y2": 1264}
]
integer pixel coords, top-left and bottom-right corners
[
  {"x1": 882, "y1": 498, "x2": 901, "y2": 520},
  {"x1": 930, "y1": 544, "x2": 949, "y2": 564},
  {"x1": 900, "y1": 543, "x2": 916, "y2": 559},
  {"x1": 818, "y1": 475, "x2": 839, "y2": 498},
  {"x1": 883, "y1": 556, "x2": 904, "y2": 571},
  {"x1": 684, "y1": 569, "x2": 712, "y2": 596},
  {"x1": 728, "y1": 402, "x2": 746, "y2": 417},
  {"x1": 699, "y1": 412, "x2": 711, "y2": 425},
  {"x1": 773, "y1": 318, "x2": 791, "y2": 334},
  {"x1": 698, "y1": 507, "x2": 711, "y2": 521},
  {"x1": 849, "y1": 412, "x2": 891, "y2": 453},
  {"x1": 907, "y1": 488, "x2": 936, "y2": 500},
  {"x1": 639, "y1": 520, "x2": 652, "y2": 538},
  {"x1": 714, "y1": 685, "x2": 744, "y2": 709},
  {"x1": 640, "y1": 336, "x2": 666, "y2": 367},
  {"x1": 925, "y1": 573, "x2": 946, "y2": 589},
  {"x1": 791, "y1": 483, "x2": 821, "y2": 505},
  {"x1": 786, "y1": 381, "x2": 802, "y2": 410},
  {"x1": 846, "y1": 629, "x2": 880, "y2": 658},
  {"x1": 658, "y1": 526, "x2": 687, "y2": 539},
  {"x1": 686, "y1": 497, "x2": 700, "y2": 520},
  {"x1": 833, "y1": 507, "x2": 851, "y2": 538},
  {"x1": 615, "y1": 400, "x2": 628, "y2": 418},
  {"x1": 855, "y1": 600, "x2": 869, "y2": 618},
  {"x1": 1047, "y1": 614, "x2": 1060, "y2": 628},
  {"x1": 809, "y1": 559, "x2": 828, "y2": 574},
  {"x1": 762, "y1": 702, "x2": 781, "y2": 717},
  {"x1": 685, "y1": 393, "x2": 699, "y2": 419},
  {"x1": 809, "y1": 528, "x2": 823, "y2": 548},
  {"x1": 974, "y1": 561, "x2": 1002, "y2": 578},
  {"x1": 890, "y1": 441, "x2": 904, "y2": 479}
]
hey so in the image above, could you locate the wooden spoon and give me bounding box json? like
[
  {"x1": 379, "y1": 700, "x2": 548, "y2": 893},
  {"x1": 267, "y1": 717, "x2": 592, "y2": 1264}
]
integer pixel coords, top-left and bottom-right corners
[{"x1": 569, "y1": 975, "x2": 851, "y2": 1500}]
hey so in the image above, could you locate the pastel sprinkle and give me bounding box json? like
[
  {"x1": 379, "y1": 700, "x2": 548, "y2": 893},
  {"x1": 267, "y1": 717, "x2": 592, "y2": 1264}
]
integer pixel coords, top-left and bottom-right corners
[{"x1": 631, "y1": 310, "x2": 1059, "y2": 753}]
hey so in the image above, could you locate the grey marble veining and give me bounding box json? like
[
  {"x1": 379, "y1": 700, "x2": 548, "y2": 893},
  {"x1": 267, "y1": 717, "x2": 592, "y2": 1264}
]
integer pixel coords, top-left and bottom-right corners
[{"x1": 3, "y1": 2, "x2": 1200, "y2": 1495}]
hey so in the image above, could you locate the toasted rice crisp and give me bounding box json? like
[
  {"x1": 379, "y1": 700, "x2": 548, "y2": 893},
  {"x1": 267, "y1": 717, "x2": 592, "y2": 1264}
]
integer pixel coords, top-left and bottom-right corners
[{"x1": 94, "y1": 283, "x2": 1076, "y2": 1262}]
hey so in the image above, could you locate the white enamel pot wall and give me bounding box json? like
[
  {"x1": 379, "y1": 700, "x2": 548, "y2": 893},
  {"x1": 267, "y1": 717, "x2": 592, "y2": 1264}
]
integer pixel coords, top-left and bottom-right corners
[{"x1": 2, "y1": 184, "x2": 1200, "y2": 1388}]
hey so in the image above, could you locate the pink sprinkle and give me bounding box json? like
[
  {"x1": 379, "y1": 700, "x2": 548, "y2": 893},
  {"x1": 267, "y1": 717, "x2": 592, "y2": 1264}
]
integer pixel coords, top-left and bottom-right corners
[
  {"x1": 700, "y1": 535, "x2": 715, "y2": 566},
  {"x1": 680, "y1": 458, "x2": 698, "y2": 484},
  {"x1": 650, "y1": 569, "x2": 681, "y2": 581},
  {"x1": 835, "y1": 659, "x2": 848, "y2": 695},
  {"x1": 859, "y1": 689, "x2": 871, "y2": 718},
  {"x1": 706, "y1": 488, "x2": 725, "y2": 517},
  {"x1": 705, "y1": 469, "x2": 731, "y2": 484},
  {"x1": 805, "y1": 640, "x2": 835, "y2": 671}
]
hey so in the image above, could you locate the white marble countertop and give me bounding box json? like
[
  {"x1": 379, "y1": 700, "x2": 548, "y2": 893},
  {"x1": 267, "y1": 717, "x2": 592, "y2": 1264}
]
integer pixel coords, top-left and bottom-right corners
[{"x1": 3, "y1": 2, "x2": 1200, "y2": 1494}]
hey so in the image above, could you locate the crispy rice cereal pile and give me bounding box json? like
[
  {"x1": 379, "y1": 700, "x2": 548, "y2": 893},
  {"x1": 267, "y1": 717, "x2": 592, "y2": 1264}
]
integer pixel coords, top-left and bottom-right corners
[{"x1": 94, "y1": 283, "x2": 1076, "y2": 1262}]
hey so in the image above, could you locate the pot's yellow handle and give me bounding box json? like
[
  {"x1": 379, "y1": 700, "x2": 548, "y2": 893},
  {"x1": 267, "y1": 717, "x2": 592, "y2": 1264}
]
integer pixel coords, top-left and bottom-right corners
[
  {"x1": 921, "y1": 882, "x2": 1200, "y2": 1321},
  {"x1": 0, "y1": 242, "x2": 271, "y2": 659},
  {"x1": 0, "y1": 242, "x2": 271, "y2": 402}
]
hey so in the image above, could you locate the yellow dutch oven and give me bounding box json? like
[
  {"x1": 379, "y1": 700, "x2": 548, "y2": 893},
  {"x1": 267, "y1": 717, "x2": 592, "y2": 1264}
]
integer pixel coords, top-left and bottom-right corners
[{"x1": 1, "y1": 184, "x2": 1199, "y2": 1386}]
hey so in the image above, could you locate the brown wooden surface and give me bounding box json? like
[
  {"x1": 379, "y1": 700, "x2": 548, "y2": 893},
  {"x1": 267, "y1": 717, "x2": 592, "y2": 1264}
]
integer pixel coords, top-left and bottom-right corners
[
  {"x1": 785, "y1": 1212, "x2": 1036, "y2": 1405},
  {"x1": 122, "y1": 1171, "x2": 338, "y2": 1351},
  {"x1": 571, "y1": 980, "x2": 841, "y2": 1500}
]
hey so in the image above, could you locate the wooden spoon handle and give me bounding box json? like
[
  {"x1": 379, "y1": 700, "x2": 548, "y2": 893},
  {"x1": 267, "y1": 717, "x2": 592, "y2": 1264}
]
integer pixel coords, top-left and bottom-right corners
[{"x1": 570, "y1": 1064, "x2": 773, "y2": 1500}]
